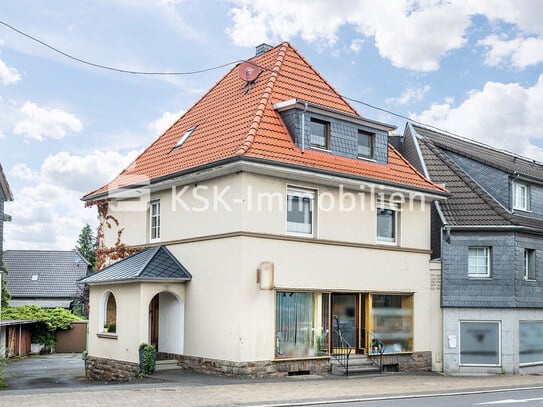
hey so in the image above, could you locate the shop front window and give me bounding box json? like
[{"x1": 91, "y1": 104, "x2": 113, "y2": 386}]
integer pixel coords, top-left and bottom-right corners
[
  {"x1": 519, "y1": 321, "x2": 543, "y2": 365},
  {"x1": 275, "y1": 292, "x2": 328, "y2": 358},
  {"x1": 370, "y1": 294, "x2": 413, "y2": 353}
]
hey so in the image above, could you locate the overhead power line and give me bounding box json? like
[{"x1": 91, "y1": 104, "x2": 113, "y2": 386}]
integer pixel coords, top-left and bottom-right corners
[
  {"x1": 0, "y1": 20, "x2": 242, "y2": 75},
  {"x1": 1, "y1": 19, "x2": 457, "y2": 137}
]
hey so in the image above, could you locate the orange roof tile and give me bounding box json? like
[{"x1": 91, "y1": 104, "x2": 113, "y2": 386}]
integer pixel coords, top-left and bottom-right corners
[{"x1": 84, "y1": 43, "x2": 446, "y2": 200}]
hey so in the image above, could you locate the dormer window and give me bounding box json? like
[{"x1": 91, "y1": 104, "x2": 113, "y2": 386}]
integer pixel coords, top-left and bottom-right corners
[
  {"x1": 513, "y1": 182, "x2": 529, "y2": 211},
  {"x1": 310, "y1": 118, "x2": 330, "y2": 150},
  {"x1": 358, "y1": 130, "x2": 374, "y2": 159},
  {"x1": 172, "y1": 125, "x2": 197, "y2": 151}
]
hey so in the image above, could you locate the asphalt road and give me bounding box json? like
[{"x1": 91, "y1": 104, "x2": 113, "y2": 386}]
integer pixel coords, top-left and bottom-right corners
[
  {"x1": 331, "y1": 388, "x2": 543, "y2": 406},
  {"x1": 3, "y1": 353, "x2": 88, "y2": 390}
]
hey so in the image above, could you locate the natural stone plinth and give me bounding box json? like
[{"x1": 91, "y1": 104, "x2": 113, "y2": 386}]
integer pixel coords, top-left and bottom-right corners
[{"x1": 86, "y1": 356, "x2": 140, "y2": 382}]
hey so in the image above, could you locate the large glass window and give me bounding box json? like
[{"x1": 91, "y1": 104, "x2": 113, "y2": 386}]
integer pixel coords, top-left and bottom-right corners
[
  {"x1": 276, "y1": 292, "x2": 327, "y2": 358},
  {"x1": 468, "y1": 247, "x2": 491, "y2": 277},
  {"x1": 519, "y1": 321, "x2": 543, "y2": 365},
  {"x1": 310, "y1": 118, "x2": 330, "y2": 149},
  {"x1": 377, "y1": 205, "x2": 398, "y2": 244},
  {"x1": 149, "y1": 200, "x2": 161, "y2": 242},
  {"x1": 286, "y1": 188, "x2": 314, "y2": 236},
  {"x1": 460, "y1": 321, "x2": 500, "y2": 365},
  {"x1": 370, "y1": 294, "x2": 413, "y2": 353},
  {"x1": 525, "y1": 249, "x2": 536, "y2": 281}
]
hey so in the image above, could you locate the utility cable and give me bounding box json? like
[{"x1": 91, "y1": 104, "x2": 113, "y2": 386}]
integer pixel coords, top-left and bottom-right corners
[{"x1": 0, "y1": 20, "x2": 242, "y2": 75}]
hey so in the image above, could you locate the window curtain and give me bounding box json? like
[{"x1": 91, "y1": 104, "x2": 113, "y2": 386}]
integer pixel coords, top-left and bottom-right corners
[{"x1": 276, "y1": 292, "x2": 315, "y2": 357}]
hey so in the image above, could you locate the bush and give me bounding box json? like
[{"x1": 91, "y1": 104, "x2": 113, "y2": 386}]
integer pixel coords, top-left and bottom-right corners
[
  {"x1": 2, "y1": 306, "x2": 82, "y2": 346},
  {"x1": 139, "y1": 344, "x2": 156, "y2": 375},
  {"x1": 0, "y1": 356, "x2": 6, "y2": 388}
]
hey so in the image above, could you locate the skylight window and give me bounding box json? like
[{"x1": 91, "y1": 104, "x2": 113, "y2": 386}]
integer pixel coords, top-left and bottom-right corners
[
  {"x1": 172, "y1": 125, "x2": 197, "y2": 151},
  {"x1": 31, "y1": 274, "x2": 39, "y2": 281}
]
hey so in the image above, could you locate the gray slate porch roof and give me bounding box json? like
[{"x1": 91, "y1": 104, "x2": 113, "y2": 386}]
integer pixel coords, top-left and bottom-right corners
[{"x1": 79, "y1": 246, "x2": 192, "y2": 285}]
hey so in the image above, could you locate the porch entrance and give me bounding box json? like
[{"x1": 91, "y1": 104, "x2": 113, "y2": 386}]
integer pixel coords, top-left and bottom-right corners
[
  {"x1": 148, "y1": 291, "x2": 185, "y2": 355},
  {"x1": 331, "y1": 293, "x2": 366, "y2": 354}
]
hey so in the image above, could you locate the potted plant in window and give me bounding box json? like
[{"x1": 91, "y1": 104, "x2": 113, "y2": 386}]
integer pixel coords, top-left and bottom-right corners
[
  {"x1": 108, "y1": 323, "x2": 116, "y2": 333},
  {"x1": 103, "y1": 323, "x2": 109, "y2": 333}
]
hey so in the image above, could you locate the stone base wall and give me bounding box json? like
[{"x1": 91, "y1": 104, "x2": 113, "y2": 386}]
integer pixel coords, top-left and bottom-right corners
[
  {"x1": 86, "y1": 356, "x2": 140, "y2": 382},
  {"x1": 369, "y1": 351, "x2": 432, "y2": 372},
  {"x1": 176, "y1": 355, "x2": 330, "y2": 378}
]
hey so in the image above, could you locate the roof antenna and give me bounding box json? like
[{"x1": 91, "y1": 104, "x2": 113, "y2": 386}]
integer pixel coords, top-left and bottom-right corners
[{"x1": 238, "y1": 61, "x2": 261, "y2": 95}]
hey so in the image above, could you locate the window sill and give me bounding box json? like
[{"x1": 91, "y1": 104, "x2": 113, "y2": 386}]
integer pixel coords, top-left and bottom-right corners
[
  {"x1": 97, "y1": 333, "x2": 118, "y2": 339},
  {"x1": 468, "y1": 276, "x2": 491, "y2": 279},
  {"x1": 524, "y1": 278, "x2": 537, "y2": 282},
  {"x1": 274, "y1": 355, "x2": 330, "y2": 362},
  {"x1": 357, "y1": 156, "x2": 376, "y2": 162},
  {"x1": 376, "y1": 240, "x2": 398, "y2": 246},
  {"x1": 310, "y1": 146, "x2": 331, "y2": 153}
]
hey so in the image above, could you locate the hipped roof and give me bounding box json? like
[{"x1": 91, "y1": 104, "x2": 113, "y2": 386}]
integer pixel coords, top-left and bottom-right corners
[{"x1": 84, "y1": 43, "x2": 445, "y2": 201}]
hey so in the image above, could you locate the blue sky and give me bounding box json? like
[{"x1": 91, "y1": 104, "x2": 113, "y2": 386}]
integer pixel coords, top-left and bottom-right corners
[{"x1": 1, "y1": 0, "x2": 543, "y2": 249}]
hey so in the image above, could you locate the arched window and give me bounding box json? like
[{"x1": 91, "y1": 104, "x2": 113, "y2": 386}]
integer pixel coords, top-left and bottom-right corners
[{"x1": 100, "y1": 291, "x2": 117, "y2": 333}]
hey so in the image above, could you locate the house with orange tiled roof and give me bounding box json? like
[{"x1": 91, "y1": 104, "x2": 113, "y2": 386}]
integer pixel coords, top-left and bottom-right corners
[{"x1": 81, "y1": 43, "x2": 448, "y2": 381}]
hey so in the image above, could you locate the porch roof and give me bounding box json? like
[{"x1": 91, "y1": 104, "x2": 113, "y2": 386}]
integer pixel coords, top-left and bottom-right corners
[{"x1": 79, "y1": 246, "x2": 192, "y2": 285}]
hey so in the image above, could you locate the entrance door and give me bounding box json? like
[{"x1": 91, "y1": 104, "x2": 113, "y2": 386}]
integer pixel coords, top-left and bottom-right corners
[
  {"x1": 331, "y1": 293, "x2": 367, "y2": 354},
  {"x1": 149, "y1": 295, "x2": 159, "y2": 351}
]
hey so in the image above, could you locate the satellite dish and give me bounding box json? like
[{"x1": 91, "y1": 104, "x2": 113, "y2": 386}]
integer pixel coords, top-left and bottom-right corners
[{"x1": 238, "y1": 61, "x2": 260, "y2": 82}]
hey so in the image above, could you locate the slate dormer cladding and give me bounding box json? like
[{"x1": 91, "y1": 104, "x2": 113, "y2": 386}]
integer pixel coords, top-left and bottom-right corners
[{"x1": 276, "y1": 100, "x2": 392, "y2": 165}]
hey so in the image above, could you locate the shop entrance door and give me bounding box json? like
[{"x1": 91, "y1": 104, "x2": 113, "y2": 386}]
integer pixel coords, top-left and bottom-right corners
[{"x1": 332, "y1": 293, "x2": 357, "y2": 353}]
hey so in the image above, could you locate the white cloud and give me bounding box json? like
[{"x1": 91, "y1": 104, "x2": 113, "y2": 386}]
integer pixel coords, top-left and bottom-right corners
[
  {"x1": 413, "y1": 75, "x2": 543, "y2": 161},
  {"x1": 386, "y1": 84, "x2": 430, "y2": 106},
  {"x1": 478, "y1": 35, "x2": 543, "y2": 69},
  {"x1": 349, "y1": 39, "x2": 364, "y2": 54},
  {"x1": 226, "y1": 0, "x2": 543, "y2": 72},
  {"x1": 13, "y1": 101, "x2": 83, "y2": 142},
  {"x1": 3, "y1": 149, "x2": 140, "y2": 250},
  {"x1": 0, "y1": 58, "x2": 21, "y2": 85},
  {"x1": 226, "y1": 0, "x2": 471, "y2": 71},
  {"x1": 148, "y1": 109, "x2": 185, "y2": 136}
]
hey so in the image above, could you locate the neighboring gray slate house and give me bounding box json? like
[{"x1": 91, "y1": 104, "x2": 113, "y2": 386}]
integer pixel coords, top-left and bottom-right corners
[
  {"x1": 0, "y1": 163, "x2": 14, "y2": 266},
  {"x1": 4, "y1": 250, "x2": 90, "y2": 309},
  {"x1": 401, "y1": 123, "x2": 543, "y2": 374}
]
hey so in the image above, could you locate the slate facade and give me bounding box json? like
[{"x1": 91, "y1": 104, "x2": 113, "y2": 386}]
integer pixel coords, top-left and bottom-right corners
[{"x1": 402, "y1": 123, "x2": 543, "y2": 374}]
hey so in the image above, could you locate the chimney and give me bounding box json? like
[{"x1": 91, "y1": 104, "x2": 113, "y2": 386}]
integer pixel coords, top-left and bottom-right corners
[{"x1": 255, "y1": 43, "x2": 273, "y2": 56}]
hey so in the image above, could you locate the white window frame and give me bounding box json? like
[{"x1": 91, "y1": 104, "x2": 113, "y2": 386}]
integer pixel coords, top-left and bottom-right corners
[
  {"x1": 468, "y1": 247, "x2": 491, "y2": 278},
  {"x1": 459, "y1": 320, "x2": 501, "y2": 367},
  {"x1": 100, "y1": 291, "x2": 117, "y2": 334},
  {"x1": 513, "y1": 182, "x2": 529, "y2": 211},
  {"x1": 519, "y1": 320, "x2": 543, "y2": 366},
  {"x1": 149, "y1": 200, "x2": 161, "y2": 242},
  {"x1": 376, "y1": 202, "x2": 399, "y2": 245},
  {"x1": 357, "y1": 130, "x2": 374, "y2": 159},
  {"x1": 524, "y1": 249, "x2": 536, "y2": 281},
  {"x1": 286, "y1": 187, "x2": 315, "y2": 237},
  {"x1": 309, "y1": 118, "x2": 330, "y2": 151}
]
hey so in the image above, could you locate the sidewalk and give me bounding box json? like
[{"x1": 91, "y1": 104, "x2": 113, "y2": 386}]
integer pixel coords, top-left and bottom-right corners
[{"x1": 1, "y1": 370, "x2": 543, "y2": 407}]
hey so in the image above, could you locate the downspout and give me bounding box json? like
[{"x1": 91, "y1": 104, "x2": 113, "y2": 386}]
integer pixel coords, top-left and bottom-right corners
[{"x1": 301, "y1": 101, "x2": 308, "y2": 154}]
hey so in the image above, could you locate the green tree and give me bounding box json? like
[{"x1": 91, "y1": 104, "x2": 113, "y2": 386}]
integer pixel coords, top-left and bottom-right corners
[
  {"x1": 76, "y1": 223, "x2": 97, "y2": 270},
  {"x1": 1, "y1": 262, "x2": 10, "y2": 309}
]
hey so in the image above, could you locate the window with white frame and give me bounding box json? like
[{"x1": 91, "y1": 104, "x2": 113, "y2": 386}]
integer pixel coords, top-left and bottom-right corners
[
  {"x1": 149, "y1": 200, "x2": 161, "y2": 241},
  {"x1": 460, "y1": 321, "x2": 500, "y2": 366},
  {"x1": 513, "y1": 182, "x2": 529, "y2": 211},
  {"x1": 286, "y1": 188, "x2": 314, "y2": 236},
  {"x1": 310, "y1": 118, "x2": 330, "y2": 150},
  {"x1": 525, "y1": 249, "x2": 536, "y2": 281},
  {"x1": 468, "y1": 247, "x2": 491, "y2": 277},
  {"x1": 377, "y1": 204, "x2": 398, "y2": 244}
]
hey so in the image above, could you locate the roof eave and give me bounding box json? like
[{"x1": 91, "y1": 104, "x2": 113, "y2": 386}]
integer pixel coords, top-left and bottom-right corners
[
  {"x1": 83, "y1": 277, "x2": 191, "y2": 286},
  {"x1": 83, "y1": 155, "x2": 448, "y2": 205},
  {"x1": 273, "y1": 99, "x2": 396, "y2": 132}
]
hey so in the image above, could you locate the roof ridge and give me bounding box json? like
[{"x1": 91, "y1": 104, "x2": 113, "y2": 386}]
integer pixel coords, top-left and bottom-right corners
[
  {"x1": 286, "y1": 45, "x2": 359, "y2": 116},
  {"x1": 412, "y1": 123, "x2": 543, "y2": 170},
  {"x1": 388, "y1": 142, "x2": 447, "y2": 193},
  {"x1": 235, "y1": 42, "x2": 289, "y2": 156},
  {"x1": 422, "y1": 138, "x2": 513, "y2": 224},
  {"x1": 136, "y1": 246, "x2": 160, "y2": 277}
]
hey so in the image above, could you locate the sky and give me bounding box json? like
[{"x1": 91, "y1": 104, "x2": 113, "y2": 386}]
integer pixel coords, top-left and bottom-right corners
[{"x1": 1, "y1": 0, "x2": 543, "y2": 250}]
